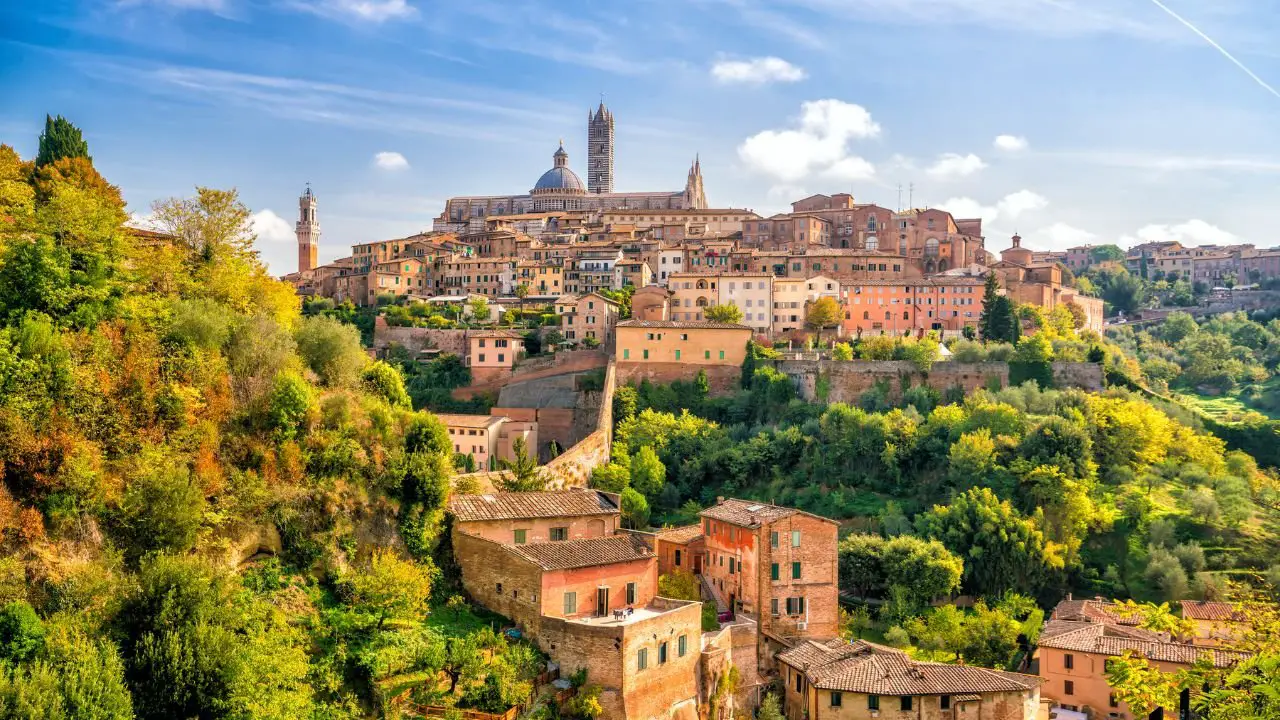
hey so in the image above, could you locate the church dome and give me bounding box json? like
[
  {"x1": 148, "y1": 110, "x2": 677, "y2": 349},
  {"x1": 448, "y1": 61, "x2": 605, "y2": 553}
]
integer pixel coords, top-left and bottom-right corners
[
  {"x1": 534, "y1": 166, "x2": 585, "y2": 192},
  {"x1": 532, "y1": 141, "x2": 586, "y2": 194}
]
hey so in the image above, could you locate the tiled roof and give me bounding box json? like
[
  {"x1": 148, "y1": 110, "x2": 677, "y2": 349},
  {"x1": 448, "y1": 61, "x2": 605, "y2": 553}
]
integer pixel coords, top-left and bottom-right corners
[
  {"x1": 617, "y1": 320, "x2": 752, "y2": 330},
  {"x1": 470, "y1": 329, "x2": 527, "y2": 339},
  {"x1": 1036, "y1": 622, "x2": 1251, "y2": 668},
  {"x1": 655, "y1": 525, "x2": 703, "y2": 544},
  {"x1": 700, "y1": 498, "x2": 837, "y2": 528},
  {"x1": 777, "y1": 640, "x2": 1041, "y2": 695},
  {"x1": 449, "y1": 490, "x2": 618, "y2": 523},
  {"x1": 1049, "y1": 598, "x2": 1142, "y2": 626},
  {"x1": 510, "y1": 534, "x2": 653, "y2": 570},
  {"x1": 435, "y1": 414, "x2": 507, "y2": 429},
  {"x1": 1180, "y1": 601, "x2": 1247, "y2": 622}
]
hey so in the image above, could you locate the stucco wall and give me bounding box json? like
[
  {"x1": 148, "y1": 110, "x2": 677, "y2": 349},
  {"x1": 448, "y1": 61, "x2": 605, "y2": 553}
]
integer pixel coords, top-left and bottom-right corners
[{"x1": 617, "y1": 362, "x2": 742, "y2": 395}]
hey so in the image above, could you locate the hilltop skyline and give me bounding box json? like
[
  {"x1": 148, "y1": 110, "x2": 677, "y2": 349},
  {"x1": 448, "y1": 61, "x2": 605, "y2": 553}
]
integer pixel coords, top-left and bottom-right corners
[{"x1": 4, "y1": 0, "x2": 1280, "y2": 273}]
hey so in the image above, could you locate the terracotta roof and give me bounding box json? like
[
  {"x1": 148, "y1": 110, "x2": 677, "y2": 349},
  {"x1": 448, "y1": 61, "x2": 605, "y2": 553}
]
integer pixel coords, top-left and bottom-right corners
[
  {"x1": 435, "y1": 414, "x2": 507, "y2": 429},
  {"x1": 700, "y1": 498, "x2": 821, "y2": 528},
  {"x1": 655, "y1": 525, "x2": 703, "y2": 544},
  {"x1": 1036, "y1": 622, "x2": 1251, "y2": 668},
  {"x1": 617, "y1": 320, "x2": 752, "y2": 330},
  {"x1": 470, "y1": 329, "x2": 527, "y2": 339},
  {"x1": 1180, "y1": 601, "x2": 1247, "y2": 622},
  {"x1": 449, "y1": 490, "x2": 619, "y2": 523},
  {"x1": 1049, "y1": 598, "x2": 1142, "y2": 626},
  {"x1": 510, "y1": 534, "x2": 653, "y2": 570},
  {"x1": 777, "y1": 639, "x2": 1041, "y2": 695}
]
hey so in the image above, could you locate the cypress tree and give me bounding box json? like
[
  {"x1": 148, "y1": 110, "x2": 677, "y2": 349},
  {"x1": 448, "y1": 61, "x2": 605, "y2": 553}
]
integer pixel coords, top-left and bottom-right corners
[
  {"x1": 35, "y1": 114, "x2": 91, "y2": 168},
  {"x1": 979, "y1": 272, "x2": 1001, "y2": 342}
]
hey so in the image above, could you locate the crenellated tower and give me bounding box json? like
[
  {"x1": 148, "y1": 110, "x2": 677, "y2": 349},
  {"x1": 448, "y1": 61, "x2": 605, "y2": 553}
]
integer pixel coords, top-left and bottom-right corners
[
  {"x1": 296, "y1": 185, "x2": 319, "y2": 273},
  {"x1": 587, "y1": 101, "x2": 614, "y2": 194}
]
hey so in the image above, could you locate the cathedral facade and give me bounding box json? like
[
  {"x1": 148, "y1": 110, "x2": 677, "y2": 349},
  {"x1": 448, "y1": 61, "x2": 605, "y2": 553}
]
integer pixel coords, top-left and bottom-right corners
[{"x1": 433, "y1": 102, "x2": 706, "y2": 233}]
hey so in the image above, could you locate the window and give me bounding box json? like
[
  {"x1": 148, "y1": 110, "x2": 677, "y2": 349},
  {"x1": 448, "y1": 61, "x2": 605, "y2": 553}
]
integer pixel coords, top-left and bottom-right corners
[
  {"x1": 563, "y1": 592, "x2": 577, "y2": 615},
  {"x1": 637, "y1": 648, "x2": 648, "y2": 670},
  {"x1": 678, "y1": 634, "x2": 688, "y2": 657},
  {"x1": 900, "y1": 696, "x2": 913, "y2": 711},
  {"x1": 941, "y1": 695, "x2": 951, "y2": 710},
  {"x1": 771, "y1": 598, "x2": 779, "y2": 616},
  {"x1": 719, "y1": 350, "x2": 725, "y2": 360},
  {"x1": 791, "y1": 530, "x2": 801, "y2": 547},
  {"x1": 478, "y1": 354, "x2": 485, "y2": 363},
  {"x1": 626, "y1": 582, "x2": 636, "y2": 604},
  {"x1": 674, "y1": 549, "x2": 682, "y2": 566},
  {"x1": 792, "y1": 562, "x2": 801, "y2": 579},
  {"x1": 728, "y1": 558, "x2": 735, "y2": 575},
  {"x1": 771, "y1": 563, "x2": 779, "y2": 581},
  {"x1": 550, "y1": 527, "x2": 568, "y2": 541},
  {"x1": 785, "y1": 597, "x2": 806, "y2": 615},
  {"x1": 1109, "y1": 694, "x2": 1118, "y2": 708},
  {"x1": 704, "y1": 519, "x2": 711, "y2": 534},
  {"x1": 830, "y1": 692, "x2": 842, "y2": 708},
  {"x1": 513, "y1": 529, "x2": 527, "y2": 544},
  {"x1": 496, "y1": 583, "x2": 502, "y2": 594},
  {"x1": 704, "y1": 350, "x2": 710, "y2": 359},
  {"x1": 1064, "y1": 654, "x2": 1074, "y2": 670},
  {"x1": 658, "y1": 642, "x2": 668, "y2": 664},
  {"x1": 868, "y1": 695, "x2": 880, "y2": 711},
  {"x1": 623, "y1": 349, "x2": 630, "y2": 360},
  {"x1": 643, "y1": 349, "x2": 649, "y2": 359},
  {"x1": 675, "y1": 350, "x2": 681, "y2": 360},
  {"x1": 1064, "y1": 681, "x2": 1074, "y2": 696}
]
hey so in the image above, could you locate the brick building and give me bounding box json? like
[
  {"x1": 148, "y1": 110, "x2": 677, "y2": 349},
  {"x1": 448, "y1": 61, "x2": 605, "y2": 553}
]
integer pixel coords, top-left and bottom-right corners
[
  {"x1": 700, "y1": 499, "x2": 840, "y2": 657},
  {"x1": 555, "y1": 292, "x2": 621, "y2": 344},
  {"x1": 778, "y1": 639, "x2": 1044, "y2": 720},
  {"x1": 653, "y1": 524, "x2": 705, "y2": 576},
  {"x1": 1179, "y1": 600, "x2": 1250, "y2": 647},
  {"x1": 615, "y1": 320, "x2": 753, "y2": 366},
  {"x1": 1036, "y1": 597, "x2": 1251, "y2": 719},
  {"x1": 450, "y1": 489, "x2": 621, "y2": 545}
]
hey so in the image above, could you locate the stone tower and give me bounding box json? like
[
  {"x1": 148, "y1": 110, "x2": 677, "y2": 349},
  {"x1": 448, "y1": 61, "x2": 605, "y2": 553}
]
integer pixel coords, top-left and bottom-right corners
[
  {"x1": 296, "y1": 185, "x2": 319, "y2": 273},
  {"x1": 587, "y1": 101, "x2": 614, "y2": 194},
  {"x1": 684, "y1": 155, "x2": 707, "y2": 209}
]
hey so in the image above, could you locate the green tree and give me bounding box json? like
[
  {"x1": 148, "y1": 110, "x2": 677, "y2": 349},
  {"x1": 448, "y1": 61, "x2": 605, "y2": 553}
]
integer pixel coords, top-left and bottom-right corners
[
  {"x1": 978, "y1": 273, "x2": 1020, "y2": 344},
  {"x1": 266, "y1": 371, "x2": 315, "y2": 439},
  {"x1": 295, "y1": 314, "x2": 368, "y2": 387},
  {"x1": 629, "y1": 445, "x2": 666, "y2": 498},
  {"x1": 35, "y1": 115, "x2": 90, "y2": 168},
  {"x1": 805, "y1": 297, "x2": 843, "y2": 334},
  {"x1": 468, "y1": 295, "x2": 490, "y2": 323},
  {"x1": 703, "y1": 303, "x2": 743, "y2": 324},
  {"x1": 832, "y1": 342, "x2": 854, "y2": 361},
  {"x1": 620, "y1": 488, "x2": 650, "y2": 529},
  {"x1": 879, "y1": 535, "x2": 964, "y2": 608},
  {"x1": 362, "y1": 360, "x2": 410, "y2": 408},
  {"x1": 657, "y1": 571, "x2": 700, "y2": 601},
  {"x1": 958, "y1": 602, "x2": 1021, "y2": 669},
  {"x1": 349, "y1": 550, "x2": 434, "y2": 630},
  {"x1": 757, "y1": 693, "x2": 784, "y2": 720},
  {"x1": 495, "y1": 437, "x2": 547, "y2": 492},
  {"x1": 118, "y1": 455, "x2": 206, "y2": 558},
  {"x1": 0, "y1": 601, "x2": 44, "y2": 662}
]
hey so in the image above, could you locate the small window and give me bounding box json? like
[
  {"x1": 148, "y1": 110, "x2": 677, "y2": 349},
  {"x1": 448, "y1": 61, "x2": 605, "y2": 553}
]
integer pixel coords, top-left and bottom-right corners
[
  {"x1": 675, "y1": 349, "x2": 681, "y2": 360},
  {"x1": 704, "y1": 350, "x2": 710, "y2": 359},
  {"x1": 513, "y1": 529, "x2": 527, "y2": 544},
  {"x1": 792, "y1": 562, "x2": 801, "y2": 579},
  {"x1": 868, "y1": 695, "x2": 880, "y2": 711},
  {"x1": 719, "y1": 350, "x2": 725, "y2": 360},
  {"x1": 674, "y1": 549, "x2": 682, "y2": 566},
  {"x1": 728, "y1": 558, "x2": 735, "y2": 575},
  {"x1": 623, "y1": 349, "x2": 630, "y2": 360},
  {"x1": 496, "y1": 582, "x2": 502, "y2": 594},
  {"x1": 1109, "y1": 694, "x2": 1118, "y2": 708},
  {"x1": 771, "y1": 598, "x2": 779, "y2": 616},
  {"x1": 658, "y1": 642, "x2": 668, "y2": 665},
  {"x1": 1065, "y1": 680, "x2": 1074, "y2": 696},
  {"x1": 643, "y1": 349, "x2": 649, "y2": 359},
  {"x1": 563, "y1": 592, "x2": 577, "y2": 615},
  {"x1": 900, "y1": 696, "x2": 913, "y2": 711},
  {"x1": 770, "y1": 532, "x2": 779, "y2": 548},
  {"x1": 626, "y1": 582, "x2": 636, "y2": 605},
  {"x1": 637, "y1": 648, "x2": 648, "y2": 670},
  {"x1": 678, "y1": 634, "x2": 688, "y2": 657},
  {"x1": 830, "y1": 692, "x2": 842, "y2": 708},
  {"x1": 791, "y1": 530, "x2": 801, "y2": 547},
  {"x1": 1064, "y1": 654, "x2": 1074, "y2": 670},
  {"x1": 550, "y1": 527, "x2": 568, "y2": 541},
  {"x1": 771, "y1": 563, "x2": 779, "y2": 581},
  {"x1": 941, "y1": 695, "x2": 951, "y2": 710}
]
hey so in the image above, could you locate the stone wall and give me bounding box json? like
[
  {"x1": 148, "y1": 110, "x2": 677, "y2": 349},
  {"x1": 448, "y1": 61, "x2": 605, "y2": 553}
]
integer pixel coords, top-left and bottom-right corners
[
  {"x1": 616, "y1": 362, "x2": 742, "y2": 396},
  {"x1": 452, "y1": 531, "x2": 545, "y2": 636},
  {"x1": 701, "y1": 619, "x2": 762, "y2": 715},
  {"x1": 543, "y1": 361, "x2": 615, "y2": 489},
  {"x1": 373, "y1": 323, "x2": 469, "y2": 355},
  {"x1": 776, "y1": 360, "x2": 1104, "y2": 404}
]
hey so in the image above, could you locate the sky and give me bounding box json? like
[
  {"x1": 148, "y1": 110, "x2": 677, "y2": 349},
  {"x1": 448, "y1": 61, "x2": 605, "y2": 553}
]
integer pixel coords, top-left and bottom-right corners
[{"x1": 3, "y1": 0, "x2": 1280, "y2": 274}]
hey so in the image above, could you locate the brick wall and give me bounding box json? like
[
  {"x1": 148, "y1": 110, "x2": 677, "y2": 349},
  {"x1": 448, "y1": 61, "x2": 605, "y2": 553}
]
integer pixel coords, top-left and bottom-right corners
[
  {"x1": 777, "y1": 360, "x2": 1104, "y2": 404},
  {"x1": 617, "y1": 362, "x2": 741, "y2": 395},
  {"x1": 756, "y1": 514, "x2": 841, "y2": 645},
  {"x1": 452, "y1": 531, "x2": 545, "y2": 636},
  {"x1": 373, "y1": 325, "x2": 469, "y2": 355},
  {"x1": 454, "y1": 514, "x2": 618, "y2": 545}
]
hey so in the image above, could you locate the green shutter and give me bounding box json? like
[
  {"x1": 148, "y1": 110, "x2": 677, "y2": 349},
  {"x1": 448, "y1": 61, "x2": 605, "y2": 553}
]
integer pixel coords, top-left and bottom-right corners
[
  {"x1": 771, "y1": 563, "x2": 779, "y2": 581},
  {"x1": 792, "y1": 562, "x2": 801, "y2": 579}
]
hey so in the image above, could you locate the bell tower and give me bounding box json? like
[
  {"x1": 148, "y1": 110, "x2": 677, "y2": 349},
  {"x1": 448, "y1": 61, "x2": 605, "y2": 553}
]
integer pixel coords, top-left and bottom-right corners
[
  {"x1": 296, "y1": 184, "x2": 319, "y2": 273},
  {"x1": 588, "y1": 101, "x2": 614, "y2": 194}
]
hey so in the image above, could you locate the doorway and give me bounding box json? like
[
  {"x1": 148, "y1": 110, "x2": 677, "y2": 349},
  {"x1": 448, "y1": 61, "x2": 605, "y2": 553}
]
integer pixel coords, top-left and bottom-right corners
[{"x1": 596, "y1": 587, "x2": 609, "y2": 617}]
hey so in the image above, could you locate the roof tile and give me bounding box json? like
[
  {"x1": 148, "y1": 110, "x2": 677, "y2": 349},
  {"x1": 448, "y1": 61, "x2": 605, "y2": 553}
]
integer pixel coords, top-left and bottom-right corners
[
  {"x1": 510, "y1": 534, "x2": 653, "y2": 570},
  {"x1": 777, "y1": 640, "x2": 1042, "y2": 695},
  {"x1": 450, "y1": 490, "x2": 619, "y2": 523}
]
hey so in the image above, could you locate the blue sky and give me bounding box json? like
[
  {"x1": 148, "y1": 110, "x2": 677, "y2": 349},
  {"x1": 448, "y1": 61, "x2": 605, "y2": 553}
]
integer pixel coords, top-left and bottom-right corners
[{"x1": 3, "y1": 0, "x2": 1280, "y2": 273}]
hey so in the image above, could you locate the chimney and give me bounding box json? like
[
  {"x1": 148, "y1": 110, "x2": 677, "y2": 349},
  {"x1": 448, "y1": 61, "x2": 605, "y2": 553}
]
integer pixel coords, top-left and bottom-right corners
[
  {"x1": 1066, "y1": 592, "x2": 1073, "y2": 601},
  {"x1": 716, "y1": 496, "x2": 724, "y2": 503}
]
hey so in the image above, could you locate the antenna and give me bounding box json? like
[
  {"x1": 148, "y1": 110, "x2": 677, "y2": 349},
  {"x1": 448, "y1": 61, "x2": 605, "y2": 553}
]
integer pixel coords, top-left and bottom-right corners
[
  {"x1": 909, "y1": 182, "x2": 915, "y2": 210},
  {"x1": 897, "y1": 184, "x2": 903, "y2": 211}
]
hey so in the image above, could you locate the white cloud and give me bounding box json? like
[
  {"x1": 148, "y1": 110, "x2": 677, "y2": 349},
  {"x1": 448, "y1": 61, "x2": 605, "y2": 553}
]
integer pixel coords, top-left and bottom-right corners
[
  {"x1": 1122, "y1": 219, "x2": 1237, "y2": 247},
  {"x1": 823, "y1": 157, "x2": 877, "y2": 181},
  {"x1": 1029, "y1": 223, "x2": 1097, "y2": 250},
  {"x1": 294, "y1": 0, "x2": 417, "y2": 22},
  {"x1": 711, "y1": 56, "x2": 807, "y2": 84},
  {"x1": 938, "y1": 190, "x2": 1047, "y2": 227},
  {"x1": 251, "y1": 209, "x2": 294, "y2": 243},
  {"x1": 926, "y1": 153, "x2": 987, "y2": 180},
  {"x1": 374, "y1": 151, "x2": 410, "y2": 170},
  {"x1": 127, "y1": 211, "x2": 161, "y2": 230},
  {"x1": 738, "y1": 99, "x2": 881, "y2": 182},
  {"x1": 994, "y1": 134, "x2": 1028, "y2": 152}
]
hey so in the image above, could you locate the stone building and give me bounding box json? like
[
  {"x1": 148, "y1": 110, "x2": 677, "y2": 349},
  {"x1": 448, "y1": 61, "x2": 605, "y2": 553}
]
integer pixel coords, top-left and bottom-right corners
[
  {"x1": 450, "y1": 489, "x2": 621, "y2": 545},
  {"x1": 840, "y1": 276, "x2": 984, "y2": 337},
  {"x1": 772, "y1": 275, "x2": 840, "y2": 337},
  {"x1": 296, "y1": 185, "x2": 319, "y2": 273},
  {"x1": 1179, "y1": 600, "x2": 1251, "y2": 647},
  {"x1": 653, "y1": 525, "x2": 704, "y2": 576},
  {"x1": 700, "y1": 499, "x2": 840, "y2": 659},
  {"x1": 433, "y1": 102, "x2": 707, "y2": 232},
  {"x1": 437, "y1": 414, "x2": 537, "y2": 471},
  {"x1": 555, "y1": 292, "x2": 621, "y2": 345},
  {"x1": 667, "y1": 272, "x2": 774, "y2": 333},
  {"x1": 778, "y1": 639, "x2": 1044, "y2": 720}
]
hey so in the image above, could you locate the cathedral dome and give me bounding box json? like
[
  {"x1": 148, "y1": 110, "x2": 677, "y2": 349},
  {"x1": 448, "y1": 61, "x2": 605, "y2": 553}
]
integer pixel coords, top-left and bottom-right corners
[
  {"x1": 534, "y1": 166, "x2": 586, "y2": 192},
  {"x1": 532, "y1": 141, "x2": 586, "y2": 194}
]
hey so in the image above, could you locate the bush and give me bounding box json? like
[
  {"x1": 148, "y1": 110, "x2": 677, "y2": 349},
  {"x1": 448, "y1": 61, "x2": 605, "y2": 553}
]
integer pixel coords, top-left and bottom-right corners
[
  {"x1": 295, "y1": 315, "x2": 368, "y2": 387},
  {"x1": 0, "y1": 601, "x2": 45, "y2": 662},
  {"x1": 883, "y1": 625, "x2": 910, "y2": 648},
  {"x1": 361, "y1": 360, "x2": 410, "y2": 408}
]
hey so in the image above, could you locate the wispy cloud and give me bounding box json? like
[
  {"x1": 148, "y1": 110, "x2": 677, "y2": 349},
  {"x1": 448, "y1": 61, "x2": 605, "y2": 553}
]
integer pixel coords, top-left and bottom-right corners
[
  {"x1": 711, "y1": 56, "x2": 807, "y2": 84},
  {"x1": 1049, "y1": 150, "x2": 1280, "y2": 173},
  {"x1": 994, "y1": 135, "x2": 1028, "y2": 152},
  {"x1": 115, "y1": 0, "x2": 236, "y2": 18},
  {"x1": 373, "y1": 151, "x2": 409, "y2": 170},
  {"x1": 1143, "y1": 0, "x2": 1280, "y2": 100},
  {"x1": 289, "y1": 0, "x2": 418, "y2": 23},
  {"x1": 926, "y1": 153, "x2": 986, "y2": 180}
]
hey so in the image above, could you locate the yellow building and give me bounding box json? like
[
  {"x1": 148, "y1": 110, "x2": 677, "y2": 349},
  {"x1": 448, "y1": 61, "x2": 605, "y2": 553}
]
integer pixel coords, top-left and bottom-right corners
[{"x1": 615, "y1": 320, "x2": 751, "y2": 366}]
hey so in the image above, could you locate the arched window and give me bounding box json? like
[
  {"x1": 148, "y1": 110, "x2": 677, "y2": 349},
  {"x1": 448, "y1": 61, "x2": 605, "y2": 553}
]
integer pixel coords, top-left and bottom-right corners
[
  {"x1": 885, "y1": 311, "x2": 891, "y2": 320},
  {"x1": 862, "y1": 311, "x2": 869, "y2": 320},
  {"x1": 696, "y1": 296, "x2": 710, "y2": 307},
  {"x1": 903, "y1": 311, "x2": 910, "y2": 320},
  {"x1": 868, "y1": 215, "x2": 877, "y2": 230},
  {"x1": 925, "y1": 237, "x2": 940, "y2": 256},
  {"x1": 866, "y1": 236, "x2": 878, "y2": 251}
]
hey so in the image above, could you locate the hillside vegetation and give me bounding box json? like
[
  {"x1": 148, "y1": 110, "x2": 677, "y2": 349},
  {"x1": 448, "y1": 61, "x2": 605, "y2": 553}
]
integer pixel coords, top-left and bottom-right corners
[{"x1": 0, "y1": 127, "x2": 545, "y2": 719}]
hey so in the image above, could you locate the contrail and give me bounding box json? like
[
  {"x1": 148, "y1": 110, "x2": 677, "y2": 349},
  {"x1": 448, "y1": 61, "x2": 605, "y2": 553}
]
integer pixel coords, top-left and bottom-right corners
[{"x1": 1146, "y1": 0, "x2": 1280, "y2": 100}]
